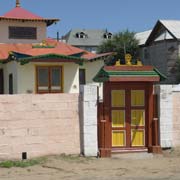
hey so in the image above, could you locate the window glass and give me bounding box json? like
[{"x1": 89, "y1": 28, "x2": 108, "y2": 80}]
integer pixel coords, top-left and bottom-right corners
[
  {"x1": 38, "y1": 68, "x2": 48, "y2": 87},
  {"x1": 9, "y1": 26, "x2": 37, "y2": 39},
  {"x1": 36, "y1": 66, "x2": 62, "y2": 93},
  {"x1": 51, "y1": 68, "x2": 61, "y2": 90}
]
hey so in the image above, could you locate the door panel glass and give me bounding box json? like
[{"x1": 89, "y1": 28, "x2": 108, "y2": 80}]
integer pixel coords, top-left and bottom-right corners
[
  {"x1": 131, "y1": 90, "x2": 144, "y2": 106},
  {"x1": 131, "y1": 110, "x2": 145, "y2": 126},
  {"x1": 112, "y1": 130, "x2": 125, "y2": 147},
  {"x1": 131, "y1": 130, "x2": 145, "y2": 146},
  {"x1": 111, "y1": 90, "x2": 125, "y2": 107},
  {"x1": 38, "y1": 68, "x2": 48, "y2": 86},
  {"x1": 112, "y1": 110, "x2": 125, "y2": 127},
  {"x1": 51, "y1": 68, "x2": 61, "y2": 87}
]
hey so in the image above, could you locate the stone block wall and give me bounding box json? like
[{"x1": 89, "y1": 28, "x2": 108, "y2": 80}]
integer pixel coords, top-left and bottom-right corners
[{"x1": 0, "y1": 94, "x2": 80, "y2": 160}]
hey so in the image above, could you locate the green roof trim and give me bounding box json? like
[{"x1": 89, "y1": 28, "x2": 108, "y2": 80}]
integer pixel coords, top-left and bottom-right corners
[
  {"x1": 93, "y1": 66, "x2": 167, "y2": 82},
  {"x1": 8, "y1": 52, "x2": 85, "y2": 65},
  {"x1": 153, "y1": 68, "x2": 167, "y2": 81}
]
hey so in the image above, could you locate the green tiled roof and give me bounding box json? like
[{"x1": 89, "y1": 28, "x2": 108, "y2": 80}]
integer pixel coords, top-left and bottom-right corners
[
  {"x1": 8, "y1": 52, "x2": 85, "y2": 65},
  {"x1": 93, "y1": 66, "x2": 166, "y2": 82}
]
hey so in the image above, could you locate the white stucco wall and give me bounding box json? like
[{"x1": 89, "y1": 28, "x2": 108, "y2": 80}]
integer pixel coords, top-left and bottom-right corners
[
  {"x1": 82, "y1": 60, "x2": 104, "y2": 99},
  {"x1": 3, "y1": 62, "x2": 79, "y2": 94},
  {"x1": 17, "y1": 62, "x2": 79, "y2": 94},
  {"x1": 3, "y1": 61, "x2": 18, "y2": 94},
  {"x1": 0, "y1": 21, "x2": 46, "y2": 43}
]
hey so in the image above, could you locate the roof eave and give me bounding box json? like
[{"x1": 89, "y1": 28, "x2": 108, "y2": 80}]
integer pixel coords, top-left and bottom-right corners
[{"x1": 0, "y1": 17, "x2": 60, "y2": 26}]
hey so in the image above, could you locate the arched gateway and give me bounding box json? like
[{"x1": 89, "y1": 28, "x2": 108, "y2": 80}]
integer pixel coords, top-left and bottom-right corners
[{"x1": 94, "y1": 55, "x2": 166, "y2": 157}]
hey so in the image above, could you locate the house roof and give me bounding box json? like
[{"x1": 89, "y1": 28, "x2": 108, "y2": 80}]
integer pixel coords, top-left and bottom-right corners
[
  {"x1": 0, "y1": 6, "x2": 59, "y2": 26},
  {"x1": 62, "y1": 29, "x2": 112, "y2": 46},
  {"x1": 0, "y1": 39, "x2": 84, "y2": 60},
  {"x1": 135, "y1": 30, "x2": 152, "y2": 46},
  {"x1": 0, "y1": 38, "x2": 114, "y2": 64},
  {"x1": 93, "y1": 65, "x2": 166, "y2": 82},
  {"x1": 145, "y1": 20, "x2": 180, "y2": 45}
]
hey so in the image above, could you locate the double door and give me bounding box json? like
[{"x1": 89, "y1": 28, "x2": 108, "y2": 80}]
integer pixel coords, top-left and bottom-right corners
[{"x1": 110, "y1": 86, "x2": 147, "y2": 148}]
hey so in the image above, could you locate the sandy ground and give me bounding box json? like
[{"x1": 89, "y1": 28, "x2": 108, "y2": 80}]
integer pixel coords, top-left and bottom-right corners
[{"x1": 0, "y1": 149, "x2": 180, "y2": 180}]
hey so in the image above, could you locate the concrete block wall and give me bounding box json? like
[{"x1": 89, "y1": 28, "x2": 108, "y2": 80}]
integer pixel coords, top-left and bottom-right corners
[
  {"x1": 0, "y1": 94, "x2": 80, "y2": 160},
  {"x1": 154, "y1": 85, "x2": 173, "y2": 148},
  {"x1": 80, "y1": 85, "x2": 98, "y2": 156},
  {"x1": 172, "y1": 85, "x2": 180, "y2": 147},
  {"x1": 155, "y1": 84, "x2": 180, "y2": 148}
]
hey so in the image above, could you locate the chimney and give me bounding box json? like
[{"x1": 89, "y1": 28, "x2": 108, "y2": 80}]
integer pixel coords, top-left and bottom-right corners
[{"x1": 16, "y1": 0, "x2": 20, "y2": 7}]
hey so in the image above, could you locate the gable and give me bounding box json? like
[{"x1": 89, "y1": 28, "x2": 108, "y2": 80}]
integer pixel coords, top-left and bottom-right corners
[{"x1": 145, "y1": 20, "x2": 180, "y2": 45}]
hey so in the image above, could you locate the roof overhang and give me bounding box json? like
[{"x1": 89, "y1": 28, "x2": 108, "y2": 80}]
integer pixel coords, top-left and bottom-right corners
[
  {"x1": 93, "y1": 65, "x2": 166, "y2": 82},
  {"x1": 0, "y1": 17, "x2": 60, "y2": 26},
  {"x1": 6, "y1": 52, "x2": 85, "y2": 65}
]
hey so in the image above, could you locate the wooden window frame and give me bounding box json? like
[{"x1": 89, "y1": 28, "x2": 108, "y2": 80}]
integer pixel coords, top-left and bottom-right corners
[
  {"x1": 36, "y1": 66, "x2": 63, "y2": 94},
  {"x1": 9, "y1": 26, "x2": 37, "y2": 40}
]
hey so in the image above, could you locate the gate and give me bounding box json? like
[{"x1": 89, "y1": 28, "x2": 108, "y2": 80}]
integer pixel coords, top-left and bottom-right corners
[{"x1": 94, "y1": 59, "x2": 165, "y2": 157}]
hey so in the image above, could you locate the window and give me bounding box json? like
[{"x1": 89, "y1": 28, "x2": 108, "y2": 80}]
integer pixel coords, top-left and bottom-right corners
[
  {"x1": 36, "y1": 66, "x2": 63, "y2": 93},
  {"x1": 9, "y1": 26, "x2": 37, "y2": 39},
  {"x1": 9, "y1": 74, "x2": 13, "y2": 94},
  {"x1": 75, "y1": 32, "x2": 87, "y2": 39},
  {"x1": 104, "y1": 32, "x2": 112, "y2": 39},
  {"x1": 79, "y1": 69, "x2": 86, "y2": 85}
]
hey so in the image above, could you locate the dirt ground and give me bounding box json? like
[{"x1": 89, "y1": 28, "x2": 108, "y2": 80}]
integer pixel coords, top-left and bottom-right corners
[{"x1": 1, "y1": 148, "x2": 180, "y2": 180}]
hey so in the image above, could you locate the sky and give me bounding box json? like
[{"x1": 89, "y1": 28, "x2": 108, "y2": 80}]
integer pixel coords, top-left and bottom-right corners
[{"x1": 0, "y1": 0, "x2": 180, "y2": 38}]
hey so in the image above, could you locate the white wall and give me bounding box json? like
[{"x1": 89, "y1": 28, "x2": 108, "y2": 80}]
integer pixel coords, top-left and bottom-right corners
[
  {"x1": 16, "y1": 62, "x2": 79, "y2": 94},
  {"x1": 82, "y1": 60, "x2": 104, "y2": 99},
  {"x1": 154, "y1": 85, "x2": 173, "y2": 148},
  {"x1": 3, "y1": 61, "x2": 18, "y2": 94},
  {"x1": 0, "y1": 21, "x2": 46, "y2": 43}
]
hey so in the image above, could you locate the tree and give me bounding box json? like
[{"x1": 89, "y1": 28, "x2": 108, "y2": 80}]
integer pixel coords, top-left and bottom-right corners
[{"x1": 98, "y1": 30, "x2": 139, "y2": 65}]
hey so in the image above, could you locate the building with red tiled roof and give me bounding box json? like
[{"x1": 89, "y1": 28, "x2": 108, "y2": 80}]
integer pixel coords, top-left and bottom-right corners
[{"x1": 0, "y1": 0, "x2": 113, "y2": 95}]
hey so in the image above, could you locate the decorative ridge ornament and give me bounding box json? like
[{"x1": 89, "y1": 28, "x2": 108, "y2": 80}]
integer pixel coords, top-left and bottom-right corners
[
  {"x1": 16, "y1": 0, "x2": 20, "y2": 7},
  {"x1": 125, "y1": 53, "x2": 132, "y2": 65},
  {"x1": 115, "y1": 53, "x2": 143, "y2": 66}
]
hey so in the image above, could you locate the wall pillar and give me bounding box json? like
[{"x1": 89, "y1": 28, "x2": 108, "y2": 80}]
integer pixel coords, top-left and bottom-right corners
[
  {"x1": 80, "y1": 85, "x2": 98, "y2": 156},
  {"x1": 154, "y1": 85, "x2": 173, "y2": 148}
]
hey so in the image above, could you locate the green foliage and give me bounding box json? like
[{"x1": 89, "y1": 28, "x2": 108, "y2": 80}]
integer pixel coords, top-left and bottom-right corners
[
  {"x1": 0, "y1": 158, "x2": 46, "y2": 168},
  {"x1": 98, "y1": 30, "x2": 139, "y2": 65}
]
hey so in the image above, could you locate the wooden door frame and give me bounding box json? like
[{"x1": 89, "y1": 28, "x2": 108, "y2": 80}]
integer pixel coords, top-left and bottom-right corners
[{"x1": 101, "y1": 82, "x2": 154, "y2": 155}]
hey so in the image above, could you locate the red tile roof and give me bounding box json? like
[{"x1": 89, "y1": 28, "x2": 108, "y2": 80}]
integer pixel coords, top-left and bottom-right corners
[
  {"x1": 0, "y1": 39, "x2": 84, "y2": 60},
  {"x1": 0, "y1": 7, "x2": 59, "y2": 26},
  {"x1": 0, "y1": 38, "x2": 113, "y2": 62},
  {"x1": 2, "y1": 7, "x2": 43, "y2": 19}
]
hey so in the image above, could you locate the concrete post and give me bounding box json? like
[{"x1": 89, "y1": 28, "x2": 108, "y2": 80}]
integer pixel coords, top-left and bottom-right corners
[{"x1": 80, "y1": 85, "x2": 98, "y2": 156}]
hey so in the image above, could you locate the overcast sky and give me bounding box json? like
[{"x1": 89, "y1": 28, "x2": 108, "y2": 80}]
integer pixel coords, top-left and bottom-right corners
[{"x1": 1, "y1": 0, "x2": 180, "y2": 38}]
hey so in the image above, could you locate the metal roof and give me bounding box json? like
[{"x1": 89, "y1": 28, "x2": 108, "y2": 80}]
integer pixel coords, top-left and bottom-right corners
[
  {"x1": 62, "y1": 29, "x2": 112, "y2": 46},
  {"x1": 159, "y1": 20, "x2": 180, "y2": 39},
  {"x1": 135, "y1": 30, "x2": 152, "y2": 45}
]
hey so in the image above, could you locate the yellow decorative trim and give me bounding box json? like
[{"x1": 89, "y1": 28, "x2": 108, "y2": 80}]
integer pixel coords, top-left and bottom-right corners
[{"x1": 114, "y1": 54, "x2": 143, "y2": 66}]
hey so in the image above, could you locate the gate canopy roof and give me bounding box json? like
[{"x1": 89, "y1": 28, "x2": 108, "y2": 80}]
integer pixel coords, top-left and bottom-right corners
[{"x1": 93, "y1": 66, "x2": 166, "y2": 82}]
